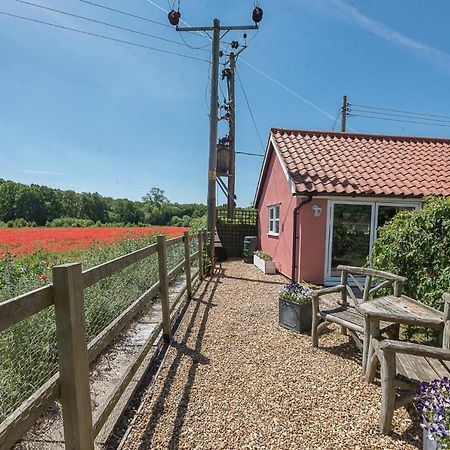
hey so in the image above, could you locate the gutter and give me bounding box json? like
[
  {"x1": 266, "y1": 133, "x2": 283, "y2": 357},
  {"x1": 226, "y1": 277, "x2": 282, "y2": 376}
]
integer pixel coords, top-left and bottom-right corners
[{"x1": 291, "y1": 193, "x2": 313, "y2": 282}]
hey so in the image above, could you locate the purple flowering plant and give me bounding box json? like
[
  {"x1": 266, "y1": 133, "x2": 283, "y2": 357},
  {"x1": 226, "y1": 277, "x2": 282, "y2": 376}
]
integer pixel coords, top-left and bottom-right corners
[
  {"x1": 279, "y1": 283, "x2": 312, "y2": 305},
  {"x1": 416, "y1": 377, "x2": 450, "y2": 447}
]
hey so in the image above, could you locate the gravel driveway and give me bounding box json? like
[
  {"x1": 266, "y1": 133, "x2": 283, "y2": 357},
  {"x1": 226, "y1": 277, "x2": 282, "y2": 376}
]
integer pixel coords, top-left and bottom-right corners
[{"x1": 122, "y1": 260, "x2": 421, "y2": 449}]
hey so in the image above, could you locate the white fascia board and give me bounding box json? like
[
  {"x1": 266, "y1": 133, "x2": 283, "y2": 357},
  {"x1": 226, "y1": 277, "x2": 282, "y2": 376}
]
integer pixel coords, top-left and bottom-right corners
[
  {"x1": 253, "y1": 133, "x2": 296, "y2": 207},
  {"x1": 312, "y1": 194, "x2": 424, "y2": 205}
]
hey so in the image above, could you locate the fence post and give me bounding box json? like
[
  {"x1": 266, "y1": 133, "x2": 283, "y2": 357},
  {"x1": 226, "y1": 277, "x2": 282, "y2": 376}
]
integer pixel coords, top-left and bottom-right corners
[
  {"x1": 53, "y1": 263, "x2": 94, "y2": 450},
  {"x1": 183, "y1": 231, "x2": 192, "y2": 299},
  {"x1": 157, "y1": 235, "x2": 171, "y2": 343},
  {"x1": 198, "y1": 230, "x2": 204, "y2": 281}
]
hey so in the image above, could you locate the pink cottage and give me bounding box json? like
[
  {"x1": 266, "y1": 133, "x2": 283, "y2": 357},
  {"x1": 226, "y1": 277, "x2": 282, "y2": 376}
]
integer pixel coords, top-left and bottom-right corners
[{"x1": 254, "y1": 128, "x2": 450, "y2": 285}]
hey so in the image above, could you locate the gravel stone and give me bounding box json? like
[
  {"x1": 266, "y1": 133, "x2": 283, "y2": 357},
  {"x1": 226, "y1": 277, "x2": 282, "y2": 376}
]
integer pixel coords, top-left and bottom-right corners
[{"x1": 122, "y1": 260, "x2": 421, "y2": 449}]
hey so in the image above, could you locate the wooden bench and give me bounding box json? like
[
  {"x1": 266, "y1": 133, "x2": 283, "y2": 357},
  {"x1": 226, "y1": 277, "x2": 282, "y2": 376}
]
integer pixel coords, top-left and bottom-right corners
[
  {"x1": 365, "y1": 293, "x2": 450, "y2": 434},
  {"x1": 311, "y1": 265, "x2": 407, "y2": 355}
]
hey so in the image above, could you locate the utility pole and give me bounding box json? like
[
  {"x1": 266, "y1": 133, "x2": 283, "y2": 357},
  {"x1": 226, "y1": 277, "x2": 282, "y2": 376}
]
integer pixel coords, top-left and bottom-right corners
[
  {"x1": 177, "y1": 20, "x2": 259, "y2": 267},
  {"x1": 341, "y1": 95, "x2": 348, "y2": 132},
  {"x1": 227, "y1": 52, "x2": 236, "y2": 220}
]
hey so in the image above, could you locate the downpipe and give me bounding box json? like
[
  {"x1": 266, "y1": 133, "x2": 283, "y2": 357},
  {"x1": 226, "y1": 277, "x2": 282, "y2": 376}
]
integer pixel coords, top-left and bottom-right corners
[{"x1": 291, "y1": 194, "x2": 313, "y2": 282}]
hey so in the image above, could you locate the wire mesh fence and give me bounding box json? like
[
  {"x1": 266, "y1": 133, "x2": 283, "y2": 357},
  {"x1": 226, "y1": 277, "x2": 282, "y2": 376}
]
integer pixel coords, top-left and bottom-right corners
[{"x1": 0, "y1": 233, "x2": 198, "y2": 426}]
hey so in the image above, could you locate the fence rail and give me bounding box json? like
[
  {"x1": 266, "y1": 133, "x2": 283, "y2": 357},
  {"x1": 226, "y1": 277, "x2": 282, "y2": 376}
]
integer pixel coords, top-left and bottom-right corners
[{"x1": 0, "y1": 230, "x2": 206, "y2": 449}]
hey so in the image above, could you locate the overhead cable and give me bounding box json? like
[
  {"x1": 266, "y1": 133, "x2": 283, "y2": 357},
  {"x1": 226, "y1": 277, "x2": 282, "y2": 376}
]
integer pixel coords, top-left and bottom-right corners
[
  {"x1": 14, "y1": 0, "x2": 210, "y2": 52},
  {"x1": 0, "y1": 10, "x2": 211, "y2": 63}
]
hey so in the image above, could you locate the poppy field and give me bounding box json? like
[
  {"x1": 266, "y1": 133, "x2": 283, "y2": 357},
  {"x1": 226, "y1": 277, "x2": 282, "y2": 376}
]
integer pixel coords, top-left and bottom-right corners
[{"x1": 0, "y1": 226, "x2": 188, "y2": 257}]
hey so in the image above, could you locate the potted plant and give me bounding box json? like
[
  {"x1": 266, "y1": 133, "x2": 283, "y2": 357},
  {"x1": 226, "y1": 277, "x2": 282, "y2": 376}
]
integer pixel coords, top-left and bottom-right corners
[
  {"x1": 253, "y1": 250, "x2": 276, "y2": 274},
  {"x1": 416, "y1": 377, "x2": 450, "y2": 449},
  {"x1": 278, "y1": 283, "x2": 313, "y2": 333}
]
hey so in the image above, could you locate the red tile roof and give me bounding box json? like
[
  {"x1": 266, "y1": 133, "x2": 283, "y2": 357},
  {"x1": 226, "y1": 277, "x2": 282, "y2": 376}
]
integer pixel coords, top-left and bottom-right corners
[{"x1": 270, "y1": 128, "x2": 450, "y2": 197}]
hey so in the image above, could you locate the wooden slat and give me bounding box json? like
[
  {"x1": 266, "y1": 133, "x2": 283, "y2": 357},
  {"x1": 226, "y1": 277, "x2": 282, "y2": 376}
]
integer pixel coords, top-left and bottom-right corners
[
  {"x1": 369, "y1": 279, "x2": 392, "y2": 296},
  {"x1": 349, "y1": 273, "x2": 364, "y2": 294},
  {"x1": 93, "y1": 323, "x2": 162, "y2": 437},
  {"x1": 426, "y1": 358, "x2": 450, "y2": 379},
  {"x1": 87, "y1": 281, "x2": 160, "y2": 362},
  {"x1": 83, "y1": 243, "x2": 158, "y2": 288},
  {"x1": 166, "y1": 236, "x2": 183, "y2": 247},
  {"x1": 0, "y1": 285, "x2": 53, "y2": 333},
  {"x1": 0, "y1": 374, "x2": 60, "y2": 450}
]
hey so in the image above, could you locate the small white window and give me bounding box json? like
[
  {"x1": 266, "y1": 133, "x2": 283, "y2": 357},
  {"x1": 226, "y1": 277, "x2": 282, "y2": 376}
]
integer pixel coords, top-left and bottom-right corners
[{"x1": 268, "y1": 204, "x2": 280, "y2": 235}]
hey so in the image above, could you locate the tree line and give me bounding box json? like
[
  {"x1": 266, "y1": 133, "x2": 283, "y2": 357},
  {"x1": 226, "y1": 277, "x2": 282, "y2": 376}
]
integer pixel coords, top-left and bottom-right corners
[{"x1": 0, "y1": 180, "x2": 206, "y2": 227}]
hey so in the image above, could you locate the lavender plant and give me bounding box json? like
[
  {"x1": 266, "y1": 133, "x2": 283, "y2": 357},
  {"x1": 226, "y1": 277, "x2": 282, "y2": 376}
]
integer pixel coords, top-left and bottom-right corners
[
  {"x1": 279, "y1": 283, "x2": 312, "y2": 305},
  {"x1": 416, "y1": 377, "x2": 450, "y2": 448}
]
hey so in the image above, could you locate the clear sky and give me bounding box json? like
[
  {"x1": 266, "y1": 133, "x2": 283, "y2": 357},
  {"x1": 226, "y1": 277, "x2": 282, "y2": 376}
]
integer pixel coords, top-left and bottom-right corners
[{"x1": 1, "y1": 0, "x2": 450, "y2": 206}]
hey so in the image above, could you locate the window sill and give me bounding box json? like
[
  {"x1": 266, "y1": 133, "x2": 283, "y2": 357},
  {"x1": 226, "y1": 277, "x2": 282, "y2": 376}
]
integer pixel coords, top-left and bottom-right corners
[{"x1": 267, "y1": 232, "x2": 279, "y2": 237}]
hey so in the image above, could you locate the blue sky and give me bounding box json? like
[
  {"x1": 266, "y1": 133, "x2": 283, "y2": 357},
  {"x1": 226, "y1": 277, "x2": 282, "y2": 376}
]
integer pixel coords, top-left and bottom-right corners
[{"x1": 1, "y1": 0, "x2": 449, "y2": 206}]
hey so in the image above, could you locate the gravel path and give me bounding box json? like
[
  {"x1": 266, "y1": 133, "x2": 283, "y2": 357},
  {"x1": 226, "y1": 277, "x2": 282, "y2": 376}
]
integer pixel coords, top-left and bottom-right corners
[{"x1": 122, "y1": 260, "x2": 421, "y2": 449}]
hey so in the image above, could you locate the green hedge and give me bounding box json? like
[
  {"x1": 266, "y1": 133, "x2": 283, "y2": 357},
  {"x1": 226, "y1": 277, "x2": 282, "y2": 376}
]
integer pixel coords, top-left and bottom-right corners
[{"x1": 371, "y1": 196, "x2": 450, "y2": 311}]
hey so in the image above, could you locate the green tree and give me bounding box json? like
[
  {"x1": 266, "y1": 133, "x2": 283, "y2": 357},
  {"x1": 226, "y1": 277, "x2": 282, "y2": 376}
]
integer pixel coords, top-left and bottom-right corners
[{"x1": 142, "y1": 187, "x2": 169, "y2": 207}]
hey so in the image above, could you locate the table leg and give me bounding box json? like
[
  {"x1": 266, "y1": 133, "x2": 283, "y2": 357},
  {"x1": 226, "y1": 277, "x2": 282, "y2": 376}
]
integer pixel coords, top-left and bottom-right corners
[
  {"x1": 365, "y1": 317, "x2": 380, "y2": 381},
  {"x1": 362, "y1": 314, "x2": 370, "y2": 373}
]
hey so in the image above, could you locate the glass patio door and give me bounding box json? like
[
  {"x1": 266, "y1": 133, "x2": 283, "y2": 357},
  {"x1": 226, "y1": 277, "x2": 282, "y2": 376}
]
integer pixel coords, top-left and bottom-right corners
[
  {"x1": 329, "y1": 203, "x2": 373, "y2": 277},
  {"x1": 326, "y1": 202, "x2": 419, "y2": 280}
]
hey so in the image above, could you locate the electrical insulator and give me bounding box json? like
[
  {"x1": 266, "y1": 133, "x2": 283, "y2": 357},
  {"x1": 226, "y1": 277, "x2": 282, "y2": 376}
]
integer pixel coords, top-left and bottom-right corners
[
  {"x1": 168, "y1": 10, "x2": 181, "y2": 26},
  {"x1": 231, "y1": 41, "x2": 239, "y2": 49},
  {"x1": 252, "y1": 6, "x2": 263, "y2": 23}
]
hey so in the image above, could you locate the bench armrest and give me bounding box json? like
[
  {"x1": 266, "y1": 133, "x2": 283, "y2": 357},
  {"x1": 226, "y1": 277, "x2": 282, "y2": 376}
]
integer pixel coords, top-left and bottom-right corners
[
  {"x1": 336, "y1": 265, "x2": 407, "y2": 283},
  {"x1": 311, "y1": 285, "x2": 345, "y2": 297},
  {"x1": 379, "y1": 339, "x2": 450, "y2": 361}
]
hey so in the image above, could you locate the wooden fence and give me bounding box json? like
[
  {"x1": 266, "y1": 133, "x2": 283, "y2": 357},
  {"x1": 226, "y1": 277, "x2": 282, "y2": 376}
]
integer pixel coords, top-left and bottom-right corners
[{"x1": 0, "y1": 230, "x2": 206, "y2": 449}]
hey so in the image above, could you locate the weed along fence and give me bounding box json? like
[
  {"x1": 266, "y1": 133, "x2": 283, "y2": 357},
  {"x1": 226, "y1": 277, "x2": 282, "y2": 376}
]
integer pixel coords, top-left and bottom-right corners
[
  {"x1": 0, "y1": 230, "x2": 206, "y2": 449},
  {"x1": 216, "y1": 208, "x2": 257, "y2": 257}
]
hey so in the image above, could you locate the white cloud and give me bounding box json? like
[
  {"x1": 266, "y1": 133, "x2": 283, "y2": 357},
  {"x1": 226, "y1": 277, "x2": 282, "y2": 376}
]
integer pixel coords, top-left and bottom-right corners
[{"x1": 304, "y1": 0, "x2": 450, "y2": 73}]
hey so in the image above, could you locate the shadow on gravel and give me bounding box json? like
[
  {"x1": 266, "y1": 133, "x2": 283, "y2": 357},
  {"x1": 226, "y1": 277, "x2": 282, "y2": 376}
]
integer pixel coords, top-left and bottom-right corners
[
  {"x1": 222, "y1": 274, "x2": 287, "y2": 285},
  {"x1": 319, "y1": 340, "x2": 362, "y2": 365},
  {"x1": 136, "y1": 265, "x2": 224, "y2": 450}
]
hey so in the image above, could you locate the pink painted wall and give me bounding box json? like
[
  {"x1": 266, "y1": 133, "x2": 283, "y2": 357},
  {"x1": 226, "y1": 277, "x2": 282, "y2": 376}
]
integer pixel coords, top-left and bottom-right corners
[
  {"x1": 298, "y1": 199, "x2": 328, "y2": 284},
  {"x1": 257, "y1": 149, "x2": 296, "y2": 279}
]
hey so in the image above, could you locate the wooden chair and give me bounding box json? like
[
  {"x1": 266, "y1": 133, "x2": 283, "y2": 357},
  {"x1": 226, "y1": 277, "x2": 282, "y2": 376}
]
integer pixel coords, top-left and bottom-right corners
[
  {"x1": 366, "y1": 293, "x2": 450, "y2": 434},
  {"x1": 311, "y1": 265, "x2": 407, "y2": 354}
]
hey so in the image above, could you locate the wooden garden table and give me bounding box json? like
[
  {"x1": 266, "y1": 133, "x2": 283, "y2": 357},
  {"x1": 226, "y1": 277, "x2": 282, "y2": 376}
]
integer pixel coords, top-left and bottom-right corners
[{"x1": 357, "y1": 294, "x2": 445, "y2": 377}]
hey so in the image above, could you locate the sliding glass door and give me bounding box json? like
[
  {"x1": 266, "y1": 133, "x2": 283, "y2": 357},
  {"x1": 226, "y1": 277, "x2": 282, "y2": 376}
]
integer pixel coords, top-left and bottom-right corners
[
  {"x1": 326, "y1": 201, "x2": 419, "y2": 280},
  {"x1": 330, "y1": 204, "x2": 372, "y2": 277}
]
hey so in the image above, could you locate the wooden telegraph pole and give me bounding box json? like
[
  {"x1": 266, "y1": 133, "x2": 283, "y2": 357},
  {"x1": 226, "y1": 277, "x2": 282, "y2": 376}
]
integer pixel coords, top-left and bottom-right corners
[
  {"x1": 176, "y1": 19, "x2": 259, "y2": 268},
  {"x1": 227, "y1": 52, "x2": 236, "y2": 220},
  {"x1": 341, "y1": 95, "x2": 348, "y2": 132}
]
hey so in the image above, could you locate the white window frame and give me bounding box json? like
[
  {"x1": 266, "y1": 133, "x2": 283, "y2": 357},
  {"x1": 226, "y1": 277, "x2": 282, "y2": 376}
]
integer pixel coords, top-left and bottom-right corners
[
  {"x1": 324, "y1": 199, "x2": 420, "y2": 284},
  {"x1": 268, "y1": 204, "x2": 280, "y2": 236}
]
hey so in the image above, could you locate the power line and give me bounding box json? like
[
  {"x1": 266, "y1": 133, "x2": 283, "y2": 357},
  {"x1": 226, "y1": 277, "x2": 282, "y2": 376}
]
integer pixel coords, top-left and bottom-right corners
[
  {"x1": 75, "y1": 0, "x2": 171, "y2": 28},
  {"x1": 351, "y1": 103, "x2": 450, "y2": 121},
  {"x1": 236, "y1": 151, "x2": 264, "y2": 157},
  {"x1": 14, "y1": 0, "x2": 210, "y2": 52},
  {"x1": 0, "y1": 10, "x2": 211, "y2": 63},
  {"x1": 331, "y1": 107, "x2": 342, "y2": 131},
  {"x1": 236, "y1": 69, "x2": 265, "y2": 152},
  {"x1": 350, "y1": 108, "x2": 450, "y2": 125},
  {"x1": 144, "y1": 0, "x2": 212, "y2": 41},
  {"x1": 348, "y1": 113, "x2": 450, "y2": 129}
]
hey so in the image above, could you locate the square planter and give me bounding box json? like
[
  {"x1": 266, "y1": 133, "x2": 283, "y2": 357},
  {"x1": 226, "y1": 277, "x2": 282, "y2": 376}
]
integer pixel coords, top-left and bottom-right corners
[
  {"x1": 278, "y1": 298, "x2": 312, "y2": 333},
  {"x1": 253, "y1": 254, "x2": 276, "y2": 274}
]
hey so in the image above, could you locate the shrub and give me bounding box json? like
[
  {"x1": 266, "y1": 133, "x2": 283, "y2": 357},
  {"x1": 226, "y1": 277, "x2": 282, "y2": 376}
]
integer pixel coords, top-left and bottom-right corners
[
  {"x1": 371, "y1": 197, "x2": 450, "y2": 311},
  {"x1": 254, "y1": 250, "x2": 272, "y2": 261}
]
